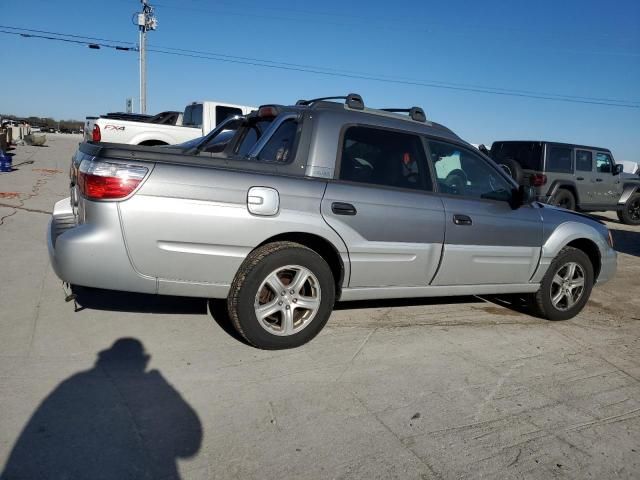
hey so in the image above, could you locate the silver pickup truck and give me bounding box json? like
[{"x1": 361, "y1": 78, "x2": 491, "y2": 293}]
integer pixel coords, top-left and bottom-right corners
[{"x1": 48, "y1": 94, "x2": 617, "y2": 349}]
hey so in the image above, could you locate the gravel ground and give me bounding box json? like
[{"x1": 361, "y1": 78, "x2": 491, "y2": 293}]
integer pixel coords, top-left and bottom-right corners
[{"x1": 1, "y1": 135, "x2": 638, "y2": 479}]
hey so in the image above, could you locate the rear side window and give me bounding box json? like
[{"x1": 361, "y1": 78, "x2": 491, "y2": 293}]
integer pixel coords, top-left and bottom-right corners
[
  {"x1": 596, "y1": 152, "x2": 613, "y2": 173},
  {"x1": 490, "y1": 142, "x2": 543, "y2": 171},
  {"x1": 546, "y1": 146, "x2": 573, "y2": 173},
  {"x1": 339, "y1": 126, "x2": 431, "y2": 191},
  {"x1": 183, "y1": 104, "x2": 203, "y2": 128},
  {"x1": 235, "y1": 119, "x2": 274, "y2": 156},
  {"x1": 256, "y1": 119, "x2": 299, "y2": 163},
  {"x1": 216, "y1": 106, "x2": 243, "y2": 126},
  {"x1": 575, "y1": 150, "x2": 593, "y2": 171}
]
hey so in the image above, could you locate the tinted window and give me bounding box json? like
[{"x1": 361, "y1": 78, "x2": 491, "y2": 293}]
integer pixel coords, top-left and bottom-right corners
[
  {"x1": 257, "y1": 119, "x2": 299, "y2": 163},
  {"x1": 547, "y1": 146, "x2": 573, "y2": 173},
  {"x1": 236, "y1": 119, "x2": 273, "y2": 156},
  {"x1": 490, "y1": 142, "x2": 543, "y2": 171},
  {"x1": 202, "y1": 130, "x2": 235, "y2": 153},
  {"x1": 339, "y1": 126, "x2": 431, "y2": 191},
  {"x1": 215, "y1": 106, "x2": 243, "y2": 126},
  {"x1": 575, "y1": 150, "x2": 593, "y2": 171},
  {"x1": 429, "y1": 140, "x2": 513, "y2": 202},
  {"x1": 596, "y1": 152, "x2": 613, "y2": 173},
  {"x1": 183, "y1": 104, "x2": 203, "y2": 128}
]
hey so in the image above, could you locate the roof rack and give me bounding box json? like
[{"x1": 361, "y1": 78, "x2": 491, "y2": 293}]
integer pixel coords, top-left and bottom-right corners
[
  {"x1": 379, "y1": 107, "x2": 427, "y2": 123},
  {"x1": 296, "y1": 93, "x2": 364, "y2": 110}
]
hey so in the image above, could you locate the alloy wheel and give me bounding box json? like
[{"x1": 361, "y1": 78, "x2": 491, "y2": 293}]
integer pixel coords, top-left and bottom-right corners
[
  {"x1": 628, "y1": 198, "x2": 640, "y2": 222},
  {"x1": 254, "y1": 265, "x2": 321, "y2": 336},
  {"x1": 550, "y1": 262, "x2": 585, "y2": 311}
]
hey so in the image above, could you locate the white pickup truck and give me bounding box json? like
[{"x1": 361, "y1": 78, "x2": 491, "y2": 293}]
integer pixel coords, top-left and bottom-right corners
[{"x1": 84, "y1": 101, "x2": 255, "y2": 146}]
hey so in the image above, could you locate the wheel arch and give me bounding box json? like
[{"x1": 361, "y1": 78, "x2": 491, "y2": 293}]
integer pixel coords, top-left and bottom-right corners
[
  {"x1": 618, "y1": 184, "x2": 640, "y2": 205},
  {"x1": 255, "y1": 232, "x2": 346, "y2": 300},
  {"x1": 138, "y1": 139, "x2": 169, "y2": 146},
  {"x1": 547, "y1": 180, "x2": 579, "y2": 205},
  {"x1": 566, "y1": 238, "x2": 601, "y2": 280},
  {"x1": 532, "y1": 221, "x2": 608, "y2": 283}
]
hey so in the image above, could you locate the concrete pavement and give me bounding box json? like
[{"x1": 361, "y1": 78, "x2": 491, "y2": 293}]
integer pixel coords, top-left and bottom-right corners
[{"x1": 0, "y1": 135, "x2": 638, "y2": 479}]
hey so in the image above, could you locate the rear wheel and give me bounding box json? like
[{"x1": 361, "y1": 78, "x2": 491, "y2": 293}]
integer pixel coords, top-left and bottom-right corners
[
  {"x1": 529, "y1": 246, "x2": 593, "y2": 321},
  {"x1": 551, "y1": 188, "x2": 576, "y2": 211},
  {"x1": 227, "y1": 242, "x2": 335, "y2": 349},
  {"x1": 617, "y1": 193, "x2": 640, "y2": 225}
]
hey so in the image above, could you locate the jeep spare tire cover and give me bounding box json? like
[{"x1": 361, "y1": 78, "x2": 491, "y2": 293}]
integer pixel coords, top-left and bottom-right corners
[{"x1": 497, "y1": 158, "x2": 524, "y2": 184}]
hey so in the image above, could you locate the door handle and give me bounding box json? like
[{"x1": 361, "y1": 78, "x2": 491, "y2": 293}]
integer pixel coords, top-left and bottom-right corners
[
  {"x1": 576, "y1": 177, "x2": 584, "y2": 181},
  {"x1": 453, "y1": 214, "x2": 472, "y2": 226},
  {"x1": 331, "y1": 202, "x2": 357, "y2": 216},
  {"x1": 595, "y1": 178, "x2": 603, "y2": 182}
]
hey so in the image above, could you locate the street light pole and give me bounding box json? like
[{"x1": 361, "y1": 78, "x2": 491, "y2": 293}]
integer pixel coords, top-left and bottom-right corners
[
  {"x1": 136, "y1": 0, "x2": 157, "y2": 114},
  {"x1": 139, "y1": 27, "x2": 146, "y2": 114}
]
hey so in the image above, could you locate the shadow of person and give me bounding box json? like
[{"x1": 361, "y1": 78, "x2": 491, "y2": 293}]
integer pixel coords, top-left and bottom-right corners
[{"x1": 1, "y1": 338, "x2": 202, "y2": 480}]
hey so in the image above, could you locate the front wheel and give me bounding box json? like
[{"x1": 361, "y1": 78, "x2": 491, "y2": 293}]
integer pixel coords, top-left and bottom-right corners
[
  {"x1": 227, "y1": 242, "x2": 335, "y2": 349},
  {"x1": 617, "y1": 192, "x2": 640, "y2": 225},
  {"x1": 529, "y1": 246, "x2": 594, "y2": 321}
]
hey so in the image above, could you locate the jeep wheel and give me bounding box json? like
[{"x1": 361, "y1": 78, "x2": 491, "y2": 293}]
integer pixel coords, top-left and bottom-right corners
[
  {"x1": 529, "y1": 246, "x2": 593, "y2": 321},
  {"x1": 227, "y1": 241, "x2": 335, "y2": 349},
  {"x1": 617, "y1": 193, "x2": 640, "y2": 225},
  {"x1": 551, "y1": 189, "x2": 576, "y2": 211}
]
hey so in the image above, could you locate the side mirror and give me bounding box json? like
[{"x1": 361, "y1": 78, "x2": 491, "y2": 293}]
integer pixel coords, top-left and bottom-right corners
[
  {"x1": 614, "y1": 164, "x2": 623, "y2": 175},
  {"x1": 513, "y1": 185, "x2": 535, "y2": 208}
]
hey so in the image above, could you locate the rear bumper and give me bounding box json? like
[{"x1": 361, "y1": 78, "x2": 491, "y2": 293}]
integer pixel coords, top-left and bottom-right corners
[{"x1": 47, "y1": 197, "x2": 156, "y2": 293}]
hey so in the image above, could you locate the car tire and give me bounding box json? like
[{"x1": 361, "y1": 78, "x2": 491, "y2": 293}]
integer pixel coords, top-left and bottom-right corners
[
  {"x1": 529, "y1": 246, "x2": 594, "y2": 321},
  {"x1": 551, "y1": 188, "x2": 576, "y2": 211},
  {"x1": 497, "y1": 158, "x2": 523, "y2": 184},
  {"x1": 227, "y1": 241, "x2": 335, "y2": 350},
  {"x1": 616, "y1": 192, "x2": 640, "y2": 225}
]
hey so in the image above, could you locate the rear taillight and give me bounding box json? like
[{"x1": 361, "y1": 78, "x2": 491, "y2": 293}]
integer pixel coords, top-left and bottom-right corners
[
  {"x1": 530, "y1": 173, "x2": 547, "y2": 187},
  {"x1": 92, "y1": 124, "x2": 101, "y2": 142},
  {"x1": 77, "y1": 159, "x2": 148, "y2": 200}
]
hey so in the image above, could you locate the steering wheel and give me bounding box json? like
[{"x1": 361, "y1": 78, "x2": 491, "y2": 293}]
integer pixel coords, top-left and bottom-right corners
[{"x1": 444, "y1": 169, "x2": 468, "y2": 195}]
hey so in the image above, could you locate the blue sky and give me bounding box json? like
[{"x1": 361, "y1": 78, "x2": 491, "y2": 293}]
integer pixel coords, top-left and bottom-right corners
[{"x1": 1, "y1": 0, "x2": 639, "y2": 160}]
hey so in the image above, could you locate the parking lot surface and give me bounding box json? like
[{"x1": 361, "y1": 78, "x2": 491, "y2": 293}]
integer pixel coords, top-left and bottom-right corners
[{"x1": 1, "y1": 135, "x2": 639, "y2": 479}]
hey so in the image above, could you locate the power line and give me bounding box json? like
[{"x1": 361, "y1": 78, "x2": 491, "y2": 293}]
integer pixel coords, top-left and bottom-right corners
[
  {"x1": 146, "y1": 47, "x2": 640, "y2": 109},
  {"x1": 0, "y1": 28, "x2": 136, "y2": 51},
  {"x1": 147, "y1": 44, "x2": 640, "y2": 106},
  {"x1": 2, "y1": 25, "x2": 638, "y2": 109},
  {"x1": 0, "y1": 24, "x2": 135, "y2": 46}
]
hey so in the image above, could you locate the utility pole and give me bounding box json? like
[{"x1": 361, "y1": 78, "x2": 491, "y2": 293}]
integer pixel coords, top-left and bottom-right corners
[{"x1": 136, "y1": 0, "x2": 157, "y2": 114}]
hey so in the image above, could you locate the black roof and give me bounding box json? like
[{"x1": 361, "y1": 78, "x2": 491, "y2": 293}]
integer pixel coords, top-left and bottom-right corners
[{"x1": 492, "y1": 140, "x2": 611, "y2": 153}]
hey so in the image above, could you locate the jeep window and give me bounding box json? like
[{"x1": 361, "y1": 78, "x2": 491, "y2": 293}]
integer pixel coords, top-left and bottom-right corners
[
  {"x1": 596, "y1": 152, "x2": 614, "y2": 173},
  {"x1": 490, "y1": 142, "x2": 543, "y2": 171},
  {"x1": 216, "y1": 106, "x2": 243, "y2": 126},
  {"x1": 256, "y1": 119, "x2": 299, "y2": 163},
  {"x1": 576, "y1": 150, "x2": 593, "y2": 171},
  {"x1": 429, "y1": 140, "x2": 513, "y2": 202},
  {"x1": 183, "y1": 104, "x2": 203, "y2": 128},
  {"x1": 547, "y1": 146, "x2": 573, "y2": 173},
  {"x1": 339, "y1": 126, "x2": 431, "y2": 191}
]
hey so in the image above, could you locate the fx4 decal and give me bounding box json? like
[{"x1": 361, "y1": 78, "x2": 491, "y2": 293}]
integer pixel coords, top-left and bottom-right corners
[{"x1": 104, "y1": 125, "x2": 125, "y2": 131}]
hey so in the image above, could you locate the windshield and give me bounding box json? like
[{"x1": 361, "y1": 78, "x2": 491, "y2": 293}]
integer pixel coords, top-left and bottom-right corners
[{"x1": 490, "y1": 141, "x2": 543, "y2": 171}]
